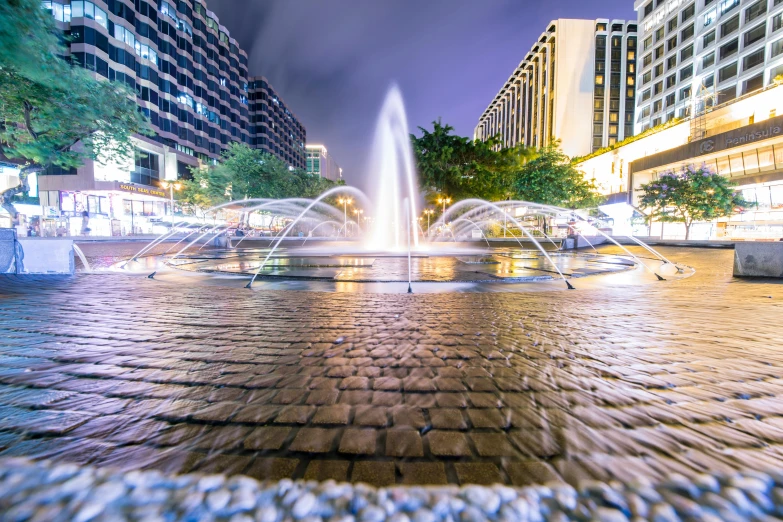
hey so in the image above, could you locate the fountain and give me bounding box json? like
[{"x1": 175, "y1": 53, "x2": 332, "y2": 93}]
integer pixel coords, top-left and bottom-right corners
[{"x1": 118, "y1": 85, "x2": 693, "y2": 291}]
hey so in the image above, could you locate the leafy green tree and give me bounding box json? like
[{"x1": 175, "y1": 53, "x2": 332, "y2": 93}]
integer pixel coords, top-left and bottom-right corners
[
  {"x1": 177, "y1": 166, "x2": 229, "y2": 217},
  {"x1": 0, "y1": 0, "x2": 63, "y2": 84},
  {"x1": 638, "y1": 164, "x2": 749, "y2": 239},
  {"x1": 511, "y1": 143, "x2": 602, "y2": 208},
  {"x1": 0, "y1": 0, "x2": 149, "y2": 223},
  {"x1": 176, "y1": 143, "x2": 343, "y2": 218},
  {"x1": 412, "y1": 120, "x2": 531, "y2": 205}
]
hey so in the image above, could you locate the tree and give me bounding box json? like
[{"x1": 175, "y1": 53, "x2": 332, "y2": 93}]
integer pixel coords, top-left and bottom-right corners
[
  {"x1": 638, "y1": 164, "x2": 749, "y2": 239},
  {"x1": 177, "y1": 166, "x2": 229, "y2": 218},
  {"x1": 412, "y1": 120, "x2": 530, "y2": 204},
  {"x1": 176, "y1": 143, "x2": 343, "y2": 217},
  {"x1": 0, "y1": 0, "x2": 63, "y2": 84},
  {"x1": 0, "y1": 0, "x2": 149, "y2": 223},
  {"x1": 511, "y1": 143, "x2": 602, "y2": 208}
]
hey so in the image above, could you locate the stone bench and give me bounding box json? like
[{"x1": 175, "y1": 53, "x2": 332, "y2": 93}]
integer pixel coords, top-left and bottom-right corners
[{"x1": 733, "y1": 241, "x2": 783, "y2": 278}]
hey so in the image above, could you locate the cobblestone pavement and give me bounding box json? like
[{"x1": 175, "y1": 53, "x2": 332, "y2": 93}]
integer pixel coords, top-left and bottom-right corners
[{"x1": 1, "y1": 246, "x2": 782, "y2": 488}]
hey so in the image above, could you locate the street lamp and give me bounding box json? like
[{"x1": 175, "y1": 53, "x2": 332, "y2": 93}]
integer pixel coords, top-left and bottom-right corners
[
  {"x1": 160, "y1": 181, "x2": 182, "y2": 224},
  {"x1": 423, "y1": 208, "x2": 434, "y2": 236},
  {"x1": 353, "y1": 208, "x2": 364, "y2": 236},
  {"x1": 337, "y1": 197, "x2": 352, "y2": 237},
  {"x1": 437, "y1": 196, "x2": 451, "y2": 216}
]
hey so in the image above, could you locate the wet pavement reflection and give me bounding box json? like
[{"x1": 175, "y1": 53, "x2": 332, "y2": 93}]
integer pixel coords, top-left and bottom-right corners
[{"x1": 0, "y1": 245, "x2": 782, "y2": 487}]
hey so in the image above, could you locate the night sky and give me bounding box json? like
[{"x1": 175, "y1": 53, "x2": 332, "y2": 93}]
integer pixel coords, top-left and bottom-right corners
[{"x1": 207, "y1": 0, "x2": 635, "y2": 190}]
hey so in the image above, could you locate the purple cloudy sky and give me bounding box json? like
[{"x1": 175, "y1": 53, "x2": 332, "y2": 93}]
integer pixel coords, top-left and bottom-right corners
[{"x1": 207, "y1": 0, "x2": 635, "y2": 189}]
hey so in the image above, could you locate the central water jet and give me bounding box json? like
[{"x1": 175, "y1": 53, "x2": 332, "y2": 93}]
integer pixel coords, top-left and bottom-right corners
[{"x1": 365, "y1": 85, "x2": 419, "y2": 252}]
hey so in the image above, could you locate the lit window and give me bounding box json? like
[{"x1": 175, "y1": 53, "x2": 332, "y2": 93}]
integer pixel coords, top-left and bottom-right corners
[{"x1": 704, "y1": 9, "x2": 716, "y2": 27}]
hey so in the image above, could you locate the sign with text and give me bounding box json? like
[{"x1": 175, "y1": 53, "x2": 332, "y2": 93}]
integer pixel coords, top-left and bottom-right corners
[
  {"x1": 118, "y1": 183, "x2": 166, "y2": 198},
  {"x1": 631, "y1": 114, "x2": 783, "y2": 174}
]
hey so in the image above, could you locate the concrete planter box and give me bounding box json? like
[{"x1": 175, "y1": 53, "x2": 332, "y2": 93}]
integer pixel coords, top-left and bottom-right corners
[
  {"x1": 0, "y1": 229, "x2": 20, "y2": 273},
  {"x1": 0, "y1": 230, "x2": 74, "y2": 275},
  {"x1": 733, "y1": 242, "x2": 783, "y2": 278}
]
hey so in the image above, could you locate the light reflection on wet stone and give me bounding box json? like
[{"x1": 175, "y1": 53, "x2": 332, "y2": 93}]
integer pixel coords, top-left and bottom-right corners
[{"x1": 0, "y1": 245, "x2": 781, "y2": 489}]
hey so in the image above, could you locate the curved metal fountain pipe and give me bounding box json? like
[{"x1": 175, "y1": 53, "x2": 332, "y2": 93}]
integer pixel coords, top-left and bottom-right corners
[
  {"x1": 246, "y1": 186, "x2": 368, "y2": 288},
  {"x1": 440, "y1": 199, "x2": 574, "y2": 289}
]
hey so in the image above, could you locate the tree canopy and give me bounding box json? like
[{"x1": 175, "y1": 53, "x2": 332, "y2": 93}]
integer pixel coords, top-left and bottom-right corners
[
  {"x1": 512, "y1": 143, "x2": 603, "y2": 208},
  {"x1": 638, "y1": 164, "x2": 749, "y2": 239},
  {"x1": 178, "y1": 143, "x2": 342, "y2": 212},
  {"x1": 0, "y1": 0, "x2": 149, "y2": 221},
  {"x1": 411, "y1": 121, "x2": 600, "y2": 210}
]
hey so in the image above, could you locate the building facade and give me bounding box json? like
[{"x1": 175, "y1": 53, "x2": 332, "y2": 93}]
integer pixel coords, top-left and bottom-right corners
[
  {"x1": 19, "y1": 0, "x2": 306, "y2": 236},
  {"x1": 634, "y1": 0, "x2": 783, "y2": 134},
  {"x1": 474, "y1": 19, "x2": 638, "y2": 158},
  {"x1": 305, "y1": 145, "x2": 342, "y2": 182},
  {"x1": 249, "y1": 78, "x2": 307, "y2": 171},
  {"x1": 575, "y1": 82, "x2": 783, "y2": 239}
]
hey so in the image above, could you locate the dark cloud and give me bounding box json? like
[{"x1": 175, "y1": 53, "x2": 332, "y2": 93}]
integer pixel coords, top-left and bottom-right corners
[{"x1": 206, "y1": 0, "x2": 635, "y2": 190}]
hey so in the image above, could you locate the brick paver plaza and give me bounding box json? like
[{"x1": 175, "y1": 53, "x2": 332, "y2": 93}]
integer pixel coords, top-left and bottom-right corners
[{"x1": 1, "y1": 246, "x2": 782, "y2": 487}]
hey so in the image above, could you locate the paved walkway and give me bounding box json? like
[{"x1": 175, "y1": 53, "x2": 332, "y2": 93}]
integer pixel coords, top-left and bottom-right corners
[{"x1": 1, "y1": 247, "x2": 782, "y2": 487}]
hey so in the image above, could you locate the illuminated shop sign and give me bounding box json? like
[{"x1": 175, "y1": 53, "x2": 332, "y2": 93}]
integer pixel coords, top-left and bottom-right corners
[
  {"x1": 644, "y1": 0, "x2": 681, "y2": 32},
  {"x1": 631, "y1": 115, "x2": 783, "y2": 173},
  {"x1": 118, "y1": 183, "x2": 166, "y2": 198},
  {"x1": 723, "y1": 125, "x2": 782, "y2": 147}
]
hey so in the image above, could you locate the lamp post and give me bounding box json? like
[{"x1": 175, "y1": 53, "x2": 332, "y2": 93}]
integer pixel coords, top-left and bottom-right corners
[
  {"x1": 353, "y1": 208, "x2": 364, "y2": 236},
  {"x1": 423, "y1": 208, "x2": 434, "y2": 237},
  {"x1": 437, "y1": 196, "x2": 451, "y2": 216},
  {"x1": 160, "y1": 181, "x2": 182, "y2": 225},
  {"x1": 338, "y1": 197, "x2": 351, "y2": 237}
]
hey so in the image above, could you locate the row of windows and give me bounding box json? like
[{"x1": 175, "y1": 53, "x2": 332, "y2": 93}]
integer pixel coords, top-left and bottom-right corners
[
  {"x1": 45, "y1": 1, "x2": 305, "y2": 165},
  {"x1": 43, "y1": 0, "x2": 108, "y2": 28},
  {"x1": 71, "y1": 24, "x2": 246, "y2": 121},
  {"x1": 45, "y1": 0, "x2": 249, "y2": 85}
]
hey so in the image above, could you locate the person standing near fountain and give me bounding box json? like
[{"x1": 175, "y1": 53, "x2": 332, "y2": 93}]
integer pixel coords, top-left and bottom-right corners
[{"x1": 80, "y1": 211, "x2": 91, "y2": 236}]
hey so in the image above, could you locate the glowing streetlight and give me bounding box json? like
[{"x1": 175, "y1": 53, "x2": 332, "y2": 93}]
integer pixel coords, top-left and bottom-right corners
[
  {"x1": 437, "y1": 196, "x2": 451, "y2": 216},
  {"x1": 353, "y1": 208, "x2": 364, "y2": 236},
  {"x1": 160, "y1": 181, "x2": 182, "y2": 224},
  {"x1": 337, "y1": 197, "x2": 352, "y2": 237},
  {"x1": 423, "y1": 208, "x2": 434, "y2": 235}
]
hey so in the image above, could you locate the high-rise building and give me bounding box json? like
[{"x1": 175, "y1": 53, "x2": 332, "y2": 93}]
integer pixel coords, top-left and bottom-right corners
[
  {"x1": 305, "y1": 145, "x2": 342, "y2": 182},
  {"x1": 249, "y1": 78, "x2": 307, "y2": 171},
  {"x1": 474, "y1": 19, "x2": 638, "y2": 157},
  {"x1": 26, "y1": 0, "x2": 306, "y2": 236},
  {"x1": 634, "y1": 0, "x2": 783, "y2": 134}
]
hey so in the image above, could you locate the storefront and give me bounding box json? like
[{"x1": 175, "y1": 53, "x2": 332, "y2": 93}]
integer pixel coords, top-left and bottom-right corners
[
  {"x1": 37, "y1": 182, "x2": 170, "y2": 237},
  {"x1": 630, "y1": 115, "x2": 783, "y2": 240}
]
